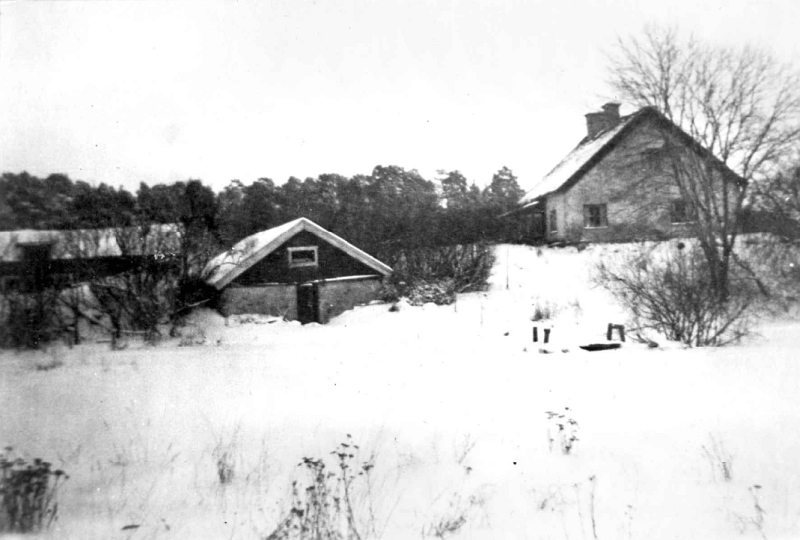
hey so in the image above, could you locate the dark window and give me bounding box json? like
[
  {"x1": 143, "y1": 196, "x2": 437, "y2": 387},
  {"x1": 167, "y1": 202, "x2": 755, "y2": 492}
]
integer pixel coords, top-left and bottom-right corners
[
  {"x1": 670, "y1": 199, "x2": 696, "y2": 223},
  {"x1": 20, "y1": 244, "x2": 53, "y2": 289},
  {"x1": 549, "y1": 209, "x2": 558, "y2": 232},
  {"x1": 21, "y1": 244, "x2": 52, "y2": 266},
  {"x1": 583, "y1": 204, "x2": 608, "y2": 228},
  {"x1": 288, "y1": 246, "x2": 318, "y2": 268}
]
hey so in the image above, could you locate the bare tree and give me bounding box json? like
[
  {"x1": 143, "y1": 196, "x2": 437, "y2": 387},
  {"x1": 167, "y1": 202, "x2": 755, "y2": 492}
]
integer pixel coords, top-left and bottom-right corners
[
  {"x1": 59, "y1": 224, "x2": 181, "y2": 343},
  {"x1": 607, "y1": 24, "x2": 800, "y2": 298},
  {"x1": 753, "y1": 164, "x2": 800, "y2": 238}
]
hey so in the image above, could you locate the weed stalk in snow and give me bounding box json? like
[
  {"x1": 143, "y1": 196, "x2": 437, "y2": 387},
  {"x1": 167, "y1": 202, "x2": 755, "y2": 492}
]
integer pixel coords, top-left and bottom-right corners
[
  {"x1": 546, "y1": 408, "x2": 579, "y2": 455},
  {"x1": 267, "y1": 436, "x2": 371, "y2": 540},
  {"x1": 0, "y1": 447, "x2": 69, "y2": 533}
]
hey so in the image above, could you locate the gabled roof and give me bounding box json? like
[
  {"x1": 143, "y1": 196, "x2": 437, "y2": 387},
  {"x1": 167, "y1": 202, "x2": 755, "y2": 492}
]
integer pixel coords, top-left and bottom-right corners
[
  {"x1": 518, "y1": 106, "x2": 743, "y2": 209},
  {"x1": 0, "y1": 225, "x2": 181, "y2": 263},
  {"x1": 202, "y1": 217, "x2": 392, "y2": 289}
]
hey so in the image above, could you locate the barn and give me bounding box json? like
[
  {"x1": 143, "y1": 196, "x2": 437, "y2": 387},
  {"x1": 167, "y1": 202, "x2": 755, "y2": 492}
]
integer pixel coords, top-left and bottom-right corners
[{"x1": 202, "y1": 218, "x2": 392, "y2": 323}]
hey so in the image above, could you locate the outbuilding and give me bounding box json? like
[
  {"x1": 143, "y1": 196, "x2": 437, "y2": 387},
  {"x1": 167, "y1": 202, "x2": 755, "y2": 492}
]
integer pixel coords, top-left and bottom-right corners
[{"x1": 202, "y1": 218, "x2": 392, "y2": 323}]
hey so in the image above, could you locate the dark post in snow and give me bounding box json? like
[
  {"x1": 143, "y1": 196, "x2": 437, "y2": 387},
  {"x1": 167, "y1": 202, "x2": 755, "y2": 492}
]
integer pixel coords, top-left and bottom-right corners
[
  {"x1": 533, "y1": 326, "x2": 552, "y2": 344},
  {"x1": 607, "y1": 323, "x2": 626, "y2": 342}
]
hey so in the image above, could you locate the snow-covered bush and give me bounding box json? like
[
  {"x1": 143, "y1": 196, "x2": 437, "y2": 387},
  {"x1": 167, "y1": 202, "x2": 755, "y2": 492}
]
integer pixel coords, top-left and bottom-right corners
[
  {"x1": 381, "y1": 243, "x2": 495, "y2": 305},
  {"x1": 408, "y1": 279, "x2": 457, "y2": 306},
  {"x1": 594, "y1": 242, "x2": 758, "y2": 347}
]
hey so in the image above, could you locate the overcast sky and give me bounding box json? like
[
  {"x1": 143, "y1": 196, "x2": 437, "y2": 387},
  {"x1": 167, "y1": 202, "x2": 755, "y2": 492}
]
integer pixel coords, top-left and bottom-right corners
[{"x1": 1, "y1": 0, "x2": 798, "y2": 194}]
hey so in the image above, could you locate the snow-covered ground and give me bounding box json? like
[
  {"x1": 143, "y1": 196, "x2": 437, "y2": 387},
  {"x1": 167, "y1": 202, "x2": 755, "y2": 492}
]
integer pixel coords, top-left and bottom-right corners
[{"x1": 1, "y1": 242, "x2": 799, "y2": 540}]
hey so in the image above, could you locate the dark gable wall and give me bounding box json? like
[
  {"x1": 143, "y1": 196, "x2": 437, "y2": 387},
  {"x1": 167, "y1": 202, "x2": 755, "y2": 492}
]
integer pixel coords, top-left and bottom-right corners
[{"x1": 233, "y1": 230, "x2": 379, "y2": 286}]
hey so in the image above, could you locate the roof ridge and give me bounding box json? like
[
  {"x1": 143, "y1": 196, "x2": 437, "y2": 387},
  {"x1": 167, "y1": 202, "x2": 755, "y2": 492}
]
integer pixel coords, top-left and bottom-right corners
[{"x1": 519, "y1": 107, "x2": 653, "y2": 206}]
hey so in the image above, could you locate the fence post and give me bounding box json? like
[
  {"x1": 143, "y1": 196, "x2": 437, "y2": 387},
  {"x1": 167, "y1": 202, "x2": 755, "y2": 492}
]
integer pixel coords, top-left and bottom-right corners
[{"x1": 607, "y1": 323, "x2": 626, "y2": 342}]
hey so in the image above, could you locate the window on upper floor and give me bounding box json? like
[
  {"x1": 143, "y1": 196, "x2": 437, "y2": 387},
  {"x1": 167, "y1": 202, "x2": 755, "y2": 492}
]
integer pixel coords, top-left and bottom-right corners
[
  {"x1": 670, "y1": 199, "x2": 697, "y2": 224},
  {"x1": 288, "y1": 246, "x2": 318, "y2": 268},
  {"x1": 583, "y1": 204, "x2": 608, "y2": 229}
]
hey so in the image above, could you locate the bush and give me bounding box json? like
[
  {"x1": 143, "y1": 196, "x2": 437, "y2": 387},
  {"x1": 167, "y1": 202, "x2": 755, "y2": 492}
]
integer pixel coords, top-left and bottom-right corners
[
  {"x1": 0, "y1": 448, "x2": 68, "y2": 533},
  {"x1": 381, "y1": 243, "x2": 495, "y2": 305},
  {"x1": 594, "y1": 242, "x2": 757, "y2": 347},
  {"x1": 407, "y1": 279, "x2": 456, "y2": 306},
  {"x1": 531, "y1": 298, "x2": 558, "y2": 322},
  {"x1": 89, "y1": 263, "x2": 178, "y2": 342},
  {"x1": 0, "y1": 290, "x2": 60, "y2": 350},
  {"x1": 175, "y1": 276, "x2": 221, "y2": 314}
]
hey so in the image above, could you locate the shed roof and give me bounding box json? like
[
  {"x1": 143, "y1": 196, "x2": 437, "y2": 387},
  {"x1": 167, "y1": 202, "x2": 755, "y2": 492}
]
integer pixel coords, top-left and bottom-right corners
[{"x1": 202, "y1": 218, "x2": 392, "y2": 290}]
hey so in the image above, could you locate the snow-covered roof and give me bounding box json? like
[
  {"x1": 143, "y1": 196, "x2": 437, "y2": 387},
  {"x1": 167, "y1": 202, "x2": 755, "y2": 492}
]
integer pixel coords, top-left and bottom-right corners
[
  {"x1": 0, "y1": 225, "x2": 181, "y2": 263},
  {"x1": 203, "y1": 218, "x2": 392, "y2": 289},
  {"x1": 519, "y1": 111, "x2": 644, "y2": 208}
]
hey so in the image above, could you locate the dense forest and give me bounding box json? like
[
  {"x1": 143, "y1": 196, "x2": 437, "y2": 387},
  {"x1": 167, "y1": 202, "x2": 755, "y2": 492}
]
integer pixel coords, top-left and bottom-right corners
[{"x1": 0, "y1": 166, "x2": 529, "y2": 261}]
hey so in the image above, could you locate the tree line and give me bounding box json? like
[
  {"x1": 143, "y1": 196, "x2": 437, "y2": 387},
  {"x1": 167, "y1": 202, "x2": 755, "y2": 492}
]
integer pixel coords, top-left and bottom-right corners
[{"x1": 0, "y1": 165, "x2": 528, "y2": 261}]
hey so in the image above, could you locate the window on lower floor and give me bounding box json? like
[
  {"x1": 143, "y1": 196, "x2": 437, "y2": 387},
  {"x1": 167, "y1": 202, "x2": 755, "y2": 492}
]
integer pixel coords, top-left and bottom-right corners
[
  {"x1": 583, "y1": 204, "x2": 608, "y2": 228},
  {"x1": 549, "y1": 209, "x2": 558, "y2": 232},
  {"x1": 670, "y1": 199, "x2": 696, "y2": 223},
  {"x1": 288, "y1": 246, "x2": 318, "y2": 268}
]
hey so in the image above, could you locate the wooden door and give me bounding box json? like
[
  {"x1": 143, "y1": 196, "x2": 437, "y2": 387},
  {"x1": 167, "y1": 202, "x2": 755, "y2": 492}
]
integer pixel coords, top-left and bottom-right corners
[{"x1": 296, "y1": 282, "x2": 319, "y2": 324}]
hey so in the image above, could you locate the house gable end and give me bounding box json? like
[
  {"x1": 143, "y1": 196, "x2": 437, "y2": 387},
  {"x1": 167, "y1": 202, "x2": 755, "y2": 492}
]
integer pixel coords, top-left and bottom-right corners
[
  {"x1": 554, "y1": 109, "x2": 661, "y2": 198},
  {"x1": 204, "y1": 218, "x2": 392, "y2": 290},
  {"x1": 557, "y1": 108, "x2": 743, "y2": 199},
  {"x1": 232, "y1": 230, "x2": 381, "y2": 286}
]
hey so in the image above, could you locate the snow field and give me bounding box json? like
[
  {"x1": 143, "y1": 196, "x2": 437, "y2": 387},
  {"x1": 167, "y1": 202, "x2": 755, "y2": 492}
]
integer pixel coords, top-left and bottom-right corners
[{"x1": 1, "y1": 243, "x2": 799, "y2": 539}]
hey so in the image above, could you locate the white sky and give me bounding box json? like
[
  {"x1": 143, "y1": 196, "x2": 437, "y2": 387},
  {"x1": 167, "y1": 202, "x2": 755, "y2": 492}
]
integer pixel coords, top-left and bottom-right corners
[{"x1": 1, "y1": 0, "x2": 798, "y2": 194}]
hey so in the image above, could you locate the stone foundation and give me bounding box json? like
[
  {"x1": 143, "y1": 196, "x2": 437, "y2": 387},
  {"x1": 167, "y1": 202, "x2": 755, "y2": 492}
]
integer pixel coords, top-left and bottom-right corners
[{"x1": 219, "y1": 276, "x2": 384, "y2": 323}]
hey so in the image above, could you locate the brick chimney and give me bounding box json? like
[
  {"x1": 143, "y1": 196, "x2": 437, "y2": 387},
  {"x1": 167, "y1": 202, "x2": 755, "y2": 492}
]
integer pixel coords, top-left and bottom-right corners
[{"x1": 585, "y1": 102, "x2": 621, "y2": 139}]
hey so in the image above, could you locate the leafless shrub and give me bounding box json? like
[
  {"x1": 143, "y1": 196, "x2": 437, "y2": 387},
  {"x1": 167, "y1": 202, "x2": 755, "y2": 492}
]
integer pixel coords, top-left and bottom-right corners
[
  {"x1": 81, "y1": 224, "x2": 181, "y2": 342},
  {"x1": 382, "y1": 243, "x2": 496, "y2": 305},
  {"x1": 594, "y1": 243, "x2": 758, "y2": 346},
  {"x1": 0, "y1": 284, "x2": 61, "y2": 350},
  {"x1": 531, "y1": 298, "x2": 559, "y2": 322}
]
